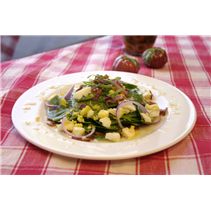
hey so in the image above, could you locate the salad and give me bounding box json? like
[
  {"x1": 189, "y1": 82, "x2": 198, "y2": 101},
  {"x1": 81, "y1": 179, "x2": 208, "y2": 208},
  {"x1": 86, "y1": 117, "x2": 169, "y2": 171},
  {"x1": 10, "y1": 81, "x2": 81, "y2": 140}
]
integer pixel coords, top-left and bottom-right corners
[{"x1": 45, "y1": 75, "x2": 167, "y2": 142}]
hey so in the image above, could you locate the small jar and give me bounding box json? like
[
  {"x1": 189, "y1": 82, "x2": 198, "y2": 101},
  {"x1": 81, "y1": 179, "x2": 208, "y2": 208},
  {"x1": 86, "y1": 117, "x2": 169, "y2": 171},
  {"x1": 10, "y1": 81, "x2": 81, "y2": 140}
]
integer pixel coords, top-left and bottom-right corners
[{"x1": 123, "y1": 36, "x2": 157, "y2": 56}]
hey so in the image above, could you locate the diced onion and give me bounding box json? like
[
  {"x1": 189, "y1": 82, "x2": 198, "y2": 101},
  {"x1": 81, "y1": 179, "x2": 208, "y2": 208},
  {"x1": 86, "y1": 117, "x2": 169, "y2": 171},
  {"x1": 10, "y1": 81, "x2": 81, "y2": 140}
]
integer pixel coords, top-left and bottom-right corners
[
  {"x1": 45, "y1": 101, "x2": 59, "y2": 110},
  {"x1": 64, "y1": 85, "x2": 75, "y2": 100}
]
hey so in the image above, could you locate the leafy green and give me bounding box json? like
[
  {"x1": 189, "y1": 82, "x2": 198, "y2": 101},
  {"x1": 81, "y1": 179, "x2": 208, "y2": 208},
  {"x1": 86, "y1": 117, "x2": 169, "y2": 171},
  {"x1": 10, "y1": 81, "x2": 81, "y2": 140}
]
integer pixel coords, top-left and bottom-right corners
[
  {"x1": 122, "y1": 82, "x2": 138, "y2": 90},
  {"x1": 120, "y1": 110, "x2": 143, "y2": 126},
  {"x1": 83, "y1": 81, "x2": 95, "y2": 86},
  {"x1": 95, "y1": 134, "x2": 106, "y2": 141},
  {"x1": 109, "y1": 88, "x2": 124, "y2": 97},
  {"x1": 128, "y1": 90, "x2": 144, "y2": 103},
  {"x1": 48, "y1": 95, "x2": 60, "y2": 105},
  {"x1": 84, "y1": 118, "x2": 119, "y2": 132},
  {"x1": 47, "y1": 108, "x2": 69, "y2": 122},
  {"x1": 76, "y1": 93, "x2": 94, "y2": 102}
]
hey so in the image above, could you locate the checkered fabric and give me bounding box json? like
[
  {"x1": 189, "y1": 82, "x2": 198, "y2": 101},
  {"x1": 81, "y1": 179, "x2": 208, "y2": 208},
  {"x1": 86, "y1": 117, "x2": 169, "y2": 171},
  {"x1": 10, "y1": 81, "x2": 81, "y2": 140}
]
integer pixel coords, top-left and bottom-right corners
[
  {"x1": 1, "y1": 36, "x2": 20, "y2": 62},
  {"x1": 0, "y1": 36, "x2": 211, "y2": 175}
]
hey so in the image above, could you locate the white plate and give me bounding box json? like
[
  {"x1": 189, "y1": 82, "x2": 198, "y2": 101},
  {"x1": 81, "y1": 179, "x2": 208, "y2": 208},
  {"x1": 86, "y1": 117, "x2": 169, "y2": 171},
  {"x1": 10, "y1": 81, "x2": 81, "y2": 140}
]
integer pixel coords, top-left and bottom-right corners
[{"x1": 12, "y1": 71, "x2": 196, "y2": 160}]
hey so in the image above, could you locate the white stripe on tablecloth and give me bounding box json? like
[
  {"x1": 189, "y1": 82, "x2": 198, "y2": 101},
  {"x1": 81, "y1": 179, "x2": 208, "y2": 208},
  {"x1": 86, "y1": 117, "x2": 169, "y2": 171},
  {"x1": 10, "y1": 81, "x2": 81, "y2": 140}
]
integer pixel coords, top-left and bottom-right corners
[
  {"x1": 80, "y1": 39, "x2": 97, "y2": 72},
  {"x1": 109, "y1": 159, "x2": 136, "y2": 175},
  {"x1": 177, "y1": 37, "x2": 211, "y2": 121},
  {"x1": 167, "y1": 136, "x2": 201, "y2": 175},
  {"x1": 190, "y1": 133, "x2": 204, "y2": 175},
  {"x1": 41, "y1": 153, "x2": 77, "y2": 175},
  {"x1": 82, "y1": 36, "x2": 112, "y2": 72},
  {"x1": 45, "y1": 168, "x2": 75, "y2": 175},
  {"x1": 36, "y1": 44, "x2": 82, "y2": 83},
  {"x1": 0, "y1": 56, "x2": 40, "y2": 97},
  {"x1": 40, "y1": 154, "x2": 52, "y2": 175},
  {"x1": 168, "y1": 156, "x2": 200, "y2": 174}
]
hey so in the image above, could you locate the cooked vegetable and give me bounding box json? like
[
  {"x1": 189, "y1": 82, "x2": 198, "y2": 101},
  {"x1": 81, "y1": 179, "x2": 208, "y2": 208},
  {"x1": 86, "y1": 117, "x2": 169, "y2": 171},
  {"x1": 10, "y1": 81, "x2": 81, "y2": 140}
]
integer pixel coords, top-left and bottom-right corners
[
  {"x1": 112, "y1": 55, "x2": 140, "y2": 73},
  {"x1": 45, "y1": 74, "x2": 167, "y2": 142},
  {"x1": 142, "y1": 47, "x2": 168, "y2": 69}
]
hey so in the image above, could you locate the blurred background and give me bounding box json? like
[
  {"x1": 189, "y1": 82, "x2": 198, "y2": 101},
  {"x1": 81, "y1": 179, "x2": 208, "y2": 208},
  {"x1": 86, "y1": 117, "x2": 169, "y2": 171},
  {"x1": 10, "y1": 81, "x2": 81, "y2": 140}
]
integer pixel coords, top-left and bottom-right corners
[{"x1": 1, "y1": 36, "x2": 101, "y2": 62}]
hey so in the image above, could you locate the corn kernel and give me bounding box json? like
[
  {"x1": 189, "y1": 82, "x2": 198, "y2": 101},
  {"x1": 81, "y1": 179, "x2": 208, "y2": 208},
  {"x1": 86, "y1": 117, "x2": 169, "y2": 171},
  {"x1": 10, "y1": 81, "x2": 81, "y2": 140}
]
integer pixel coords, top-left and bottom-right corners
[
  {"x1": 64, "y1": 120, "x2": 75, "y2": 131},
  {"x1": 105, "y1": 132, "x2": 121, "y2": 142},
  {"x1": 145, "y1": 104, "x2": 160, "y2": 118},
  {"x1": 93, "y1": 115, "x2": 99, "y2": 120},
  {"x1": 74, "y1": 87, "x2": 91, "y2": 100},
  {"x1": 109, "y1": 90, "x2": 115, "y2": 95},
  {"x1": 122, "y1": 126, "x2": 135, "y2": 139},
  {"x1": 60, "y1": 98, "x2": 68, "y2": 107},
  {"x1": 141, "y1": 113, "x2": 152, "y2": 123},
  {"x1": 93, "y1": 105, "x2": 100, "y2": 110},
  {"x1": 87, "y1": 110, "x2": 94, "y2": 118},
  {"x1": 98, "y1": 110, "x2": 109, "y2": 118},
  {"x1": 99, "y1": 117, "x2": 111, "y2": 128},
  {"x1": 77, "y1": 115, "x2": 84, "y2": 123},
  {"x1": 74, "y1": 123, "x2": 83, "y2": 127},
  {"x1": 108, "y1": 108, "x2": 116, "y2": 116},
  {"x1": 80, "y1": 105, "x2": 91, "y2": 116},
  {"x1": 72, "y1": 127, "x2": 85, "y2": 136}
]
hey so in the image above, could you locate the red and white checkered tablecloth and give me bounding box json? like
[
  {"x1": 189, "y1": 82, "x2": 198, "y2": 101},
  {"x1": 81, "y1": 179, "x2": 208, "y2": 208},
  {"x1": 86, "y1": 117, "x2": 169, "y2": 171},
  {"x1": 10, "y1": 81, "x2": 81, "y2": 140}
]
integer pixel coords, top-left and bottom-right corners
[{"x1": 0, "y1": 36, "x2": 211, "y2": 175}]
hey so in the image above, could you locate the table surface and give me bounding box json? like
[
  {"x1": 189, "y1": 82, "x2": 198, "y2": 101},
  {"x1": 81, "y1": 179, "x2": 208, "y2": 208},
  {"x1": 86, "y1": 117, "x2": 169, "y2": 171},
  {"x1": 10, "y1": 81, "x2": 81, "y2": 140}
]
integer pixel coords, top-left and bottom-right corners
[{"x1": 1, "y1": 36, "x2": 211, "y2": 175}]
